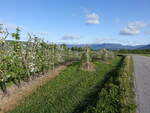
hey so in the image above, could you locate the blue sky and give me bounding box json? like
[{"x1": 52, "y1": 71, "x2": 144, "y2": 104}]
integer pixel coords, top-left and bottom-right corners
[{"x1": 0, "y1": 0, "x2": 150, "y2": 45}]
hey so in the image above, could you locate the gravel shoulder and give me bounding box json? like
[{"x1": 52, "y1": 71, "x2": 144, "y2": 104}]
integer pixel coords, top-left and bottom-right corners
[{"x1": 132, "y1": 55, "x2": 150, "y2": 113}]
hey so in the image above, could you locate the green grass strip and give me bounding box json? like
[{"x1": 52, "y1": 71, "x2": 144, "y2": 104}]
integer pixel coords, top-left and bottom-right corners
[
  {"x1": 8, "y1": 57, "x2": 121, "y2": 113},
  {"x1": 119, "y1": 56, "x2": 136, "y2": 113}
]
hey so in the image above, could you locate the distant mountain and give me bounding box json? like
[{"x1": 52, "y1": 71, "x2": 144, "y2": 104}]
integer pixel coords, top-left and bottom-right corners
[
  {"x1": 5, "y1": 40, "x2": 150, "y2": 50},
  {"x1": 89, "y1": 43, "x2": 144, "y2": 50},
  {"x1": 138, "y1": 44, "x2": 150, "y2": 49},
  {"x1": 67, "y1": 43, "x2": 148, "y2": 50}
]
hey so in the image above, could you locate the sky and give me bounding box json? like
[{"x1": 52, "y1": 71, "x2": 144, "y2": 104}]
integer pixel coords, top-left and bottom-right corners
[{"x1": 0, "y1": 0, "x2": 150, "y2": 45}]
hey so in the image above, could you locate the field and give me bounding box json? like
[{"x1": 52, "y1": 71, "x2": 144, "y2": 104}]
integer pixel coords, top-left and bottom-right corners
[
  {"x1": 141, "y1": 54, "x2": 150, "y2": 57},
  {"x1": 8, "y1": 57, "x2": 121, "y2": 113},
  {"x1": 0, "y1": 26, "x2": 137, "y2": 113}
]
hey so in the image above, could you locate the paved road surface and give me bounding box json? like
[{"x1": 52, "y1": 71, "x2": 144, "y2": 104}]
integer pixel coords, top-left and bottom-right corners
[{"x1": 133, "y1": 55, "x2": 150, "y2": 113}]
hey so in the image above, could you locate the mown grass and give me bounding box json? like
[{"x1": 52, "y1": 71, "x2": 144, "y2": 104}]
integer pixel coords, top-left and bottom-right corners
[{"x1": 8, "y1": 57, "x2": 121, "y2": 113}]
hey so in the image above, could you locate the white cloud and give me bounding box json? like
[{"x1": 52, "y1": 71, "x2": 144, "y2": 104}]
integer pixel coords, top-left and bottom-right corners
[
  {"x1": 62, "y1": 35, "x2": 80, "y2": 40},
  {"x1": 85, "y1": 13, "x2": 100, "y2": 25},
  {"x1": 0, "y1": 20, "x2": 24, "y2": 31},
  {"x1": 120, "y1": 27, "x2": 140, "y2": 35},
  {"x1": 30, "y1": 32, "x2": 49, "y2": 35},
  {"x1": 37, "y1": 32, "x2": 49, "y2": 35},
  {"x1": 95, "y1": 37, "x2": 113, "y2": 43},
  {"x1": 120, "y1": 21, "x2": 149, "y2": 35}
]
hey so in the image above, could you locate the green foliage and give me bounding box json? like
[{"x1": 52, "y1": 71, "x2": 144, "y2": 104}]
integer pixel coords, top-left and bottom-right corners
[
  {"x1": 0, "y1": 26, "x2": 81, "y2": 93},
  {"x1": 83, "y1": 56, "x2": 136, "y2": 113},
  {"x1": 117, "y1": 49, "x2": 150, "y2": 54},
  {"x1": 0, "y1": 25, "x2": 135, "y2": 113},
  {"x1": 81, "y1": 46, "x2": 92, "y2": 63},
  {"x1": 92, "y1": 84, "x2": 120, "y2": 113},
  {"x1": 92, "y1": 49, "x2": 115, "y2": 61},
  {"x1": 141, "y1": 54, "x2": 150, "y2": 57},
  {"x1": 118, "y1": 56, "x2": 136, "y2": 113},
  {"x1": 8, "y1": 58, "x2": 121, "y2": 113},
  {"x1": 12, "y1": 27, "x2": 20, "y2": 40}
]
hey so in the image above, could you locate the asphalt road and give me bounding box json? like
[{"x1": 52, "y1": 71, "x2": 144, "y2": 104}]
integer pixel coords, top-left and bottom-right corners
[{"x1": 133, "y1": 55, "x2": 150, "y2": 113}]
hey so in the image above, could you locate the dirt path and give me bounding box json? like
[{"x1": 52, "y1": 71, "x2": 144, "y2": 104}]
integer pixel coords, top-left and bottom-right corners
[
  {"x1": 0, "y1": 63, "x2": 70, "y2": 113},
  {"x1": 132, "y1": 55, "x2": 150, "y2": 113}
]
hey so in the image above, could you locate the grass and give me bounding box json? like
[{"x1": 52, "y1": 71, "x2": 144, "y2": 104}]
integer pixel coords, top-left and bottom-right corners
[
  {"x1": 81, "y1": 57, "x2": 124, "y2": 113},
  {"x1": 81, "y1": 55, "x2": 136, "y2": 113},
  {"x1": 118, "y1": 56, "x2": 136, "y2": 113},
  {"x1": 8, "y1": 57, "x2": 121, "y2": 113},
  {"x1": 141, "y1": 54, "x2": 150, "y2": 57}
]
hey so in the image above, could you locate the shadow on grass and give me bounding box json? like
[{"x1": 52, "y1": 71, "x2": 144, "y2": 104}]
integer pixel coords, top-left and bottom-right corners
[{"x1": 71, "y1": 57, "x2": 124, "y2": 113}]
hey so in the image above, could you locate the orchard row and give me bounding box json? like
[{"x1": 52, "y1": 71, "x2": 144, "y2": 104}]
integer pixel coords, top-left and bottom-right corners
[{"x1": 0, "y1": 25, "x2": 114, "y2": 94}]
